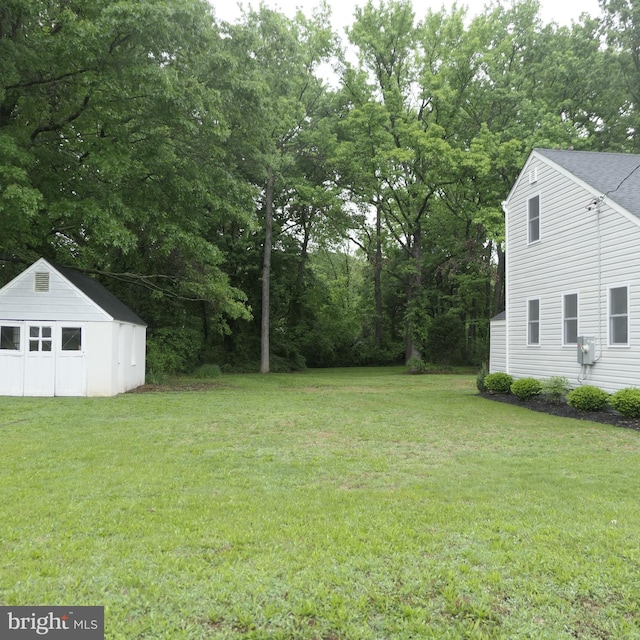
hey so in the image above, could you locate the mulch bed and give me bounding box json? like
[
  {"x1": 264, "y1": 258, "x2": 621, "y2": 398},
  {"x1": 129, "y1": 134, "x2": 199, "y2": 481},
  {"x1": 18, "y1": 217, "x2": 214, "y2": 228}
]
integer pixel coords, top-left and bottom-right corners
[{"x1": 480, "y1": 392, "x2": 640, "y2": 432}]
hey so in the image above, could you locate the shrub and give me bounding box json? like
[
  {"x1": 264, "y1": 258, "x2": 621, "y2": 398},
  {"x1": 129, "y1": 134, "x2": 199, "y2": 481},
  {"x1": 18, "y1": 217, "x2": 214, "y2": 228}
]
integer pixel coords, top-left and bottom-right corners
[
  {"x1": 406, "y1": 357, "x2": 431, "y2": 374},
  {"x1": 542, "y1": 376, "x2": 570, "y2": 405},
  {"x1": 609, "y1": 388, "x2": 640, "y2": 418},
  {"x1": 484, "y1": 372, "x2": 514, "y2": 394},
  {"x1": 511, "y1": 377, "x2": 543, "y2": 401},
  {"x1": 476, "y1": 364, "x2": 489, "y2": 392},
  {"x1": 193, "y1": 364, "x2": 222, "y2": 379},
  {"x1": 567, "y1": 385, "x2": 609, "y2": 412}
]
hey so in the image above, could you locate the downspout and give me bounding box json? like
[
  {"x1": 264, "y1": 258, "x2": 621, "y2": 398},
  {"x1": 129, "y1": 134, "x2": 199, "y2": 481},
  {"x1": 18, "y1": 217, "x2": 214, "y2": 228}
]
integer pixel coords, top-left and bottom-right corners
[{"x1": 502, "y1": 200, "x2": 510, "y2": 374}]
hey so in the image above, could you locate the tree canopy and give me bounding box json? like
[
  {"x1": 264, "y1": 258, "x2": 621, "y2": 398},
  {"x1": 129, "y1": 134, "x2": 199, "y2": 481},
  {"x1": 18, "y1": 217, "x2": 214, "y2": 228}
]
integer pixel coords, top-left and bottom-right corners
[{"x1": 0, "y1": 0, "x2": 632, "y2": 375}]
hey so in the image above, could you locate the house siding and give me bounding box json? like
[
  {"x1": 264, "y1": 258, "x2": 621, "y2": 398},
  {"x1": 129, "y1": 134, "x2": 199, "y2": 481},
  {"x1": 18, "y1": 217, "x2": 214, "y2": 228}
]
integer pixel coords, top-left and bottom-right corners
[
  {"x1": 505, "y1": 152, "x2": 640, "y2": 392},
  {"x1": 489, "y1": 319, "x2": 506, "y2": 373}
]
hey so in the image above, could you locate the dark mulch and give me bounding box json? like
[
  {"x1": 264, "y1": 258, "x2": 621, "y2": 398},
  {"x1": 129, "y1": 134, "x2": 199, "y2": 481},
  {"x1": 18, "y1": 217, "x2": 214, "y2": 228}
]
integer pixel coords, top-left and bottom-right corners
[{"x1": 480, "y1": 392, "x2": 640, "y2": 432}]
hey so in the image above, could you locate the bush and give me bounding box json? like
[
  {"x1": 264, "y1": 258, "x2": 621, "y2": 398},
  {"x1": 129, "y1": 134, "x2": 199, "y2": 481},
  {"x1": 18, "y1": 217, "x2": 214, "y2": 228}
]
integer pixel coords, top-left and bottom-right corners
[
  {"x1": 146, "y1": 327, "x2": 202, "y2": 382},
  {"x1": 609, "y1": 388, "x2": 640, "y2": 418},
  {"x1": 193, "y1": 364, "x2": 222, "y2": 379},
  {"x1": 484, "y1": 372, "x2": 514, "y2": 394},
  {"x1": 511, "y1": 377, "x2": 543, "y2": 401},
  {"x1": 476, "y1": 364, "x2": 488, "y2": 392},
  {"x1": 567, "y1": 385, "x2": 609, "y2": 412},
  {"x1": 542, "y1": 376, "x2": 570, "y2": 404},
  {"x1": 406, "y1": 357, "x2": 431, "y2": 374}
]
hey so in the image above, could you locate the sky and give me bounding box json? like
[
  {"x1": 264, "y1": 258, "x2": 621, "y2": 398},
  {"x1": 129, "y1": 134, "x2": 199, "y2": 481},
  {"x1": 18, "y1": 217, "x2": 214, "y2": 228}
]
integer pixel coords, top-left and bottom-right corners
[{"x1": 211, "y1": 0, "x2": 602, "y2": 32}]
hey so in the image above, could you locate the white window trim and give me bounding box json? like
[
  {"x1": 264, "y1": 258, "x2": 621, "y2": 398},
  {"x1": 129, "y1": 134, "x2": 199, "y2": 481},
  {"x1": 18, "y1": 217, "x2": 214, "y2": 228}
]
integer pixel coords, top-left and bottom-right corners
[
  {"x1": 608, "y1": 284, "x2": 630, "y2": 347},
  {"x1": 562, "y1": 292, "x2": 579, "y2": 347},
  {"x1": 527, "y1": 297, "x2": 541, "y2": 346},
  {"x1": 527, "y1": 194, "x2": 541, "y2": 245}
]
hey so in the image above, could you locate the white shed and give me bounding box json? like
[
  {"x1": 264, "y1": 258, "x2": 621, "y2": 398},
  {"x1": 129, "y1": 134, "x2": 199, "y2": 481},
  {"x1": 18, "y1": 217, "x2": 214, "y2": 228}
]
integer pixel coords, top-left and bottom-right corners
[{"x1": 0, "y1": 258, "x2": 146, "y2": 396}]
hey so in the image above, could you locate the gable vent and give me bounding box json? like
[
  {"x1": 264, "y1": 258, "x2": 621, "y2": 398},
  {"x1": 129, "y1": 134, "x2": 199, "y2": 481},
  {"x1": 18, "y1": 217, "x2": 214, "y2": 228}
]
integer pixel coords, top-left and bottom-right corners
[
  {"x1": 528, "y1": 168, "x2": 538, "y2": 184},
  {"x1": 34, "y1": 271, "x2": 50, "y2": 292}
]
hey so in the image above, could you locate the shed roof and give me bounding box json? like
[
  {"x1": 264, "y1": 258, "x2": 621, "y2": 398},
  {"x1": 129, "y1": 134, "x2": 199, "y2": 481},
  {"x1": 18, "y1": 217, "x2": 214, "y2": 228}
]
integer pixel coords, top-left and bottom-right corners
[
  {"x1": 54, "y1": 264, "x2": 146, "y2": 326},
  {"x1": 536, "y1": 148, "x2": 640, "y2": 219}
]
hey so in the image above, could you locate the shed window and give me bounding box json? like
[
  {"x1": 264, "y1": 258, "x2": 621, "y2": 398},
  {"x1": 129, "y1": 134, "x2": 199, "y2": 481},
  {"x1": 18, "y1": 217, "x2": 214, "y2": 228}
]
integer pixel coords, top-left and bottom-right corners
[
  {"x1": 528, "y1": 299, "x2": 540, "y2": 345},
  {"x1": 29, "y1": 326, "x2": 52, "y2": 352},
  {"x1": 34, "y1": 272, "x2": 50, "y2": 292},
  {"x1": 61, "y1": 327, "x2": 82, "y2": 351},
  {"x1": 0, "y1": 326, "x2": 20, "y2": 350},
  {"x1": 528, "y1": 196, "x2": 540, "y2": 243},
  {"x1": 609, "y1": 286, "x2": 628, "y2": 345},
  {"x1": 563, "y1": 293, "x2": 578, "y2": 345}
]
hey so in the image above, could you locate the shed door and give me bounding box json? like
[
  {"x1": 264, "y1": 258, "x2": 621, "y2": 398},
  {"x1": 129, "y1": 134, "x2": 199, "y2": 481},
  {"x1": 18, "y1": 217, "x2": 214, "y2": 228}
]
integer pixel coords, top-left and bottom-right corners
[
  {"x1": 56, "y1": 326, "x2": 86, "y2": 396},
  {"x1": 24, "y1": 324, "x2": 55, "y2": 396}
]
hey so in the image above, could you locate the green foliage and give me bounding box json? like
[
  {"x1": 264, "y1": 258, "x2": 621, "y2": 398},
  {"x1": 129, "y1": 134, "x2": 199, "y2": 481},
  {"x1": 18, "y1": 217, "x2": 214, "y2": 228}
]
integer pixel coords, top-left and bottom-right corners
[
  {"x1": 567, "y1": 386, "x2": 610, "y2": 412},
  {"x1": 425, "y1": 312, "x2": 465, "y2": 365},
  {"x1": 476, "y1": 364, "x2": 488, "y2": 392},
  {"x1": 483, "y1": 372, "x2": 514, "y2": 394},
  {"x1": 510, "y1": 377, "x2": 543, "y2": 401},
  {"x1": 145, "y1": 327, "x2": 202, "y2": 382},
  {"x1": 609, "y1": 388, "x2": 640, "y2": 418},
  {"x1": 406, "y1": 357, "x2": 430, "y2": 374},
  {"x1": 193, "y1": 364, "x2": 222, "y2": 379},
  {"x1": 542, "y1": 376, "x2": 570, "y2": 404}
]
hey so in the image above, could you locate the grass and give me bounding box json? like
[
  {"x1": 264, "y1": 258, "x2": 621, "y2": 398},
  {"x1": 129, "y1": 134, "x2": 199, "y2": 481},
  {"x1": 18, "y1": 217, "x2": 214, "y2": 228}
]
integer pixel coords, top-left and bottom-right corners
[{"x1": 1, "y1": 367, "x2": 640, "y2": 638}]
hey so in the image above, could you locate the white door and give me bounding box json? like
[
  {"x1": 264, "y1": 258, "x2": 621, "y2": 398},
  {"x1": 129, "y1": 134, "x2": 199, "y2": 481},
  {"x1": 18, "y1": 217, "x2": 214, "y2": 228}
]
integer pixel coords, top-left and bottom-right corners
[
  {"x1": 24, "y1": 324, "x2": 55, "y2": 396},
  {"x1": 56, "y1": 326, "x2": 86, "y2": 396}
]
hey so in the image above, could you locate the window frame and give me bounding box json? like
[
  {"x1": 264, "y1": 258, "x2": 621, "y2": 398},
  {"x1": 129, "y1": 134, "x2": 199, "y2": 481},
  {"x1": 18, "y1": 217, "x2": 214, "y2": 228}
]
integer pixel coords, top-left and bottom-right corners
[
  {"x1": 562, "y1": 292, "x2": 579, "y2": 346},
  {"x1": 527, "y1": 195, "x2": 541, "y2": 244},
  {"x1": 527, "y1": 298, "x2": 541, "y2": 346},
  {"x1": 0, "y1": 325, "x2": 21, "y2": 352},
  {"x1": 609, "y1": 285, "x2": 629, "y2": 347}
]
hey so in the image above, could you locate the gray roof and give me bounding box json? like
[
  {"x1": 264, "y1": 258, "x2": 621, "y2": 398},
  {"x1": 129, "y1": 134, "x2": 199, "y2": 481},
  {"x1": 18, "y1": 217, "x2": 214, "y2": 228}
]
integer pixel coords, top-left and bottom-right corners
[
  {"x1": 536, "y1": 148, "x2": 640, "y2": 219},
  {"x1": 55, "y1": 264, "x2": 146, "y2": 326},
  {"x1": 491, "y1": 310, "x2": 506, "y2": 322}
]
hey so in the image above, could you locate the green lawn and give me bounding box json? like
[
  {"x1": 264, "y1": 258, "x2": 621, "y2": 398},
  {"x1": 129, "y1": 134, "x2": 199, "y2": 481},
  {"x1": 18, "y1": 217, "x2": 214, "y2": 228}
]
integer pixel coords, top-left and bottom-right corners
[{"x1": 1, "y1": 368, "x2": 640, "y2": 639}]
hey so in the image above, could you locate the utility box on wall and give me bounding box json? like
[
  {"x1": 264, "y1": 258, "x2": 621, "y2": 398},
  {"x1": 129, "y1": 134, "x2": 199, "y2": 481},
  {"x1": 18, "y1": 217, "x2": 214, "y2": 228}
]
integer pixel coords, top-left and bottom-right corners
[{"x1": 577, "y1": 336, "x2": 596, "y2": 365}]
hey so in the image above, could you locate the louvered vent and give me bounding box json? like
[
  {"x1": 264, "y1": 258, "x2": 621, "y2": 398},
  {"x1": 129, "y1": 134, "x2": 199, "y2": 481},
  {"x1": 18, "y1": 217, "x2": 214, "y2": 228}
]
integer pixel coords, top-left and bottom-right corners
[
  {"x1": 529, "y1": 167, "x2": 538, "y2": 184},
  {"x1": 34, "y1": 271, "x2": 50, "y2": 292}
]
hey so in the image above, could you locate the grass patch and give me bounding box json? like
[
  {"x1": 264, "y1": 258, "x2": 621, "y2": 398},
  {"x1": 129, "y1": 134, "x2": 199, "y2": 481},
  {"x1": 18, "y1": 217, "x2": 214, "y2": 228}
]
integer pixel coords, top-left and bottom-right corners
[{"x1": 1, "y1": 367, "x2": 640, "y2": 638}]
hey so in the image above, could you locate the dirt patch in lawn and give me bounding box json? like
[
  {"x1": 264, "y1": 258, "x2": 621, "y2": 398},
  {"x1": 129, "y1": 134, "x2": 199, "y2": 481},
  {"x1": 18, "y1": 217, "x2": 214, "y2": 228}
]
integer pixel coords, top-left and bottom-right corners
[
  {"x1": 481, "y1": 392, "x2": 640, "y2": 432},
  {"x1": 128, "y1": 382, "x2": 226, "y2": 393}
]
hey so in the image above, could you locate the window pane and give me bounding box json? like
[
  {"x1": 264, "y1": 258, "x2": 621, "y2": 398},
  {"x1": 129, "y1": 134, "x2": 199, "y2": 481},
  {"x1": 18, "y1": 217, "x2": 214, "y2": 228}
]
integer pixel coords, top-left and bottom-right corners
[
  {"x1": 528, "y1": 196, "x2": 540, "y2": 242},
  {"x1": 41, "y1": 326, "x2": 52, "y2": 338},
  {"x1": 41, "y1": 340, "x2": 52, "y2": 352},
  {"x1": 611, "y1": 316, "x2": 628, "y2": 344},
  {"x1": 564, "y1": 294, "x2": 577, "y2": 318},
  {"x1": 61, "y1": 328, "x2": 82, "y2": 351},
  {"x1": 30, "y1": 326, "x2": 39, "y2": 338},
  {"x1": 529, "y1": 322, "x2": 540, "y2": 344},
  {"x1": 29, "y1": 340, "x2": 39, "y2": 352},
  {"x1": 528, "y1": 299, "x2": 539, "y2": 321},
  {"x1": 0, "y1": 326, "x2": 20, "y2": 350},
  {"x1": 565, "y1": 318, "x2": 578, "y2": 344},
  {"x1": 610, "y1": 287, "x2": 627, "y2": 315}
]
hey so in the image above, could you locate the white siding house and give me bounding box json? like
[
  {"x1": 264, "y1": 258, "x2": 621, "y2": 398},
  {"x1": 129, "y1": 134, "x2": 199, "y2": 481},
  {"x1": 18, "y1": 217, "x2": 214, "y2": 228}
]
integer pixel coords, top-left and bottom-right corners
[
  {"x1": 491, "y1": 148, "x2": 640, "y2": 392},
  {"x1": 0, "y1": 258, "x2": 146, "y2": 396}
]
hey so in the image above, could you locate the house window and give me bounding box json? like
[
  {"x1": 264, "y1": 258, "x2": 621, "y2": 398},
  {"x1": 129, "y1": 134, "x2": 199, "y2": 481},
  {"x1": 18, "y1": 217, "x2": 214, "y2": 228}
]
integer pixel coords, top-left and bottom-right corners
[
  {"x1": 609, "y1": 286, "x2": 629, "y2": 345},
  {"x1": 528, "y1": 299, "x2": 540, "y2": 345},
  {"x1": 0, "y1": 326, "x2": 21, "y2": 350},
  {"x1": 61, "y1": 327, "x2": 82, "y2": 351},
  {"x1": 29, "y1": 326, "x2": 52, "y2": 352},
  {"x1": 528, "y1": 195, "x2": 540, "y2": 243},
  {"x1": 563, "y1": 293, "x2": 578, "y2": 345}
]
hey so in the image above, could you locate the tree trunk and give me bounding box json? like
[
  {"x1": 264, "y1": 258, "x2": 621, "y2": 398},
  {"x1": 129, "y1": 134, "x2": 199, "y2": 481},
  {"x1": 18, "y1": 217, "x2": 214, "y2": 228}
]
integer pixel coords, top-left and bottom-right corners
[
  {"x1": 374, "y1": 203, "x2": 383, "y2": 348},
  {"x1": 260, "y1": 167, "x2": 274, "y2": 373},
  {"x1": 404, "y1": 226, "x2": 422, "y2": 363}
]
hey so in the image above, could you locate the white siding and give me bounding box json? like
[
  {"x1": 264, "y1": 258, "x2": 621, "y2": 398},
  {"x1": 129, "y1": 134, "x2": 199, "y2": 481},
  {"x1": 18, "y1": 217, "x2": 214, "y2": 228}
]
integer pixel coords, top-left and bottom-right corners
[
  {"x1": 490, "y1": 319, "x2": 506, "y2": 373},
  {"x1": 505, "y1": 153, "x2": 640, "y2": 392},
  {"x1": 0, "y1": 260, "x2": 110, "y2": 323}
]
